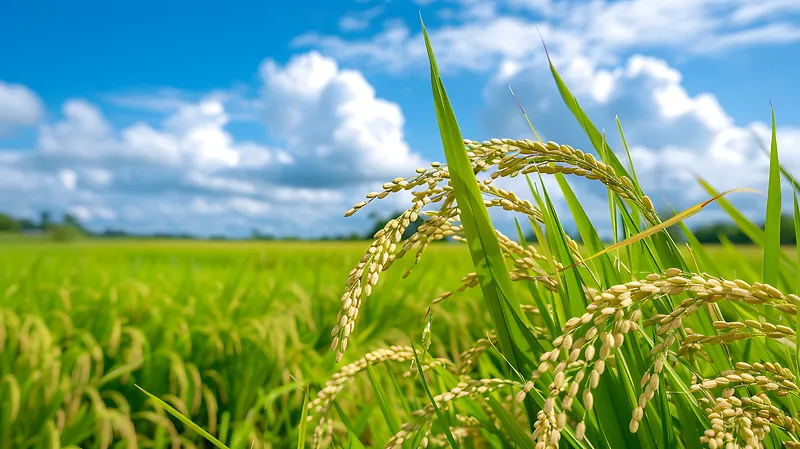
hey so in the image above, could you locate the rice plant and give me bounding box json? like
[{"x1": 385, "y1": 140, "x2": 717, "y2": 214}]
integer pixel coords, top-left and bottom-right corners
[{"x1": 305, "y1": 20, "x2": 800, "y2": 449}]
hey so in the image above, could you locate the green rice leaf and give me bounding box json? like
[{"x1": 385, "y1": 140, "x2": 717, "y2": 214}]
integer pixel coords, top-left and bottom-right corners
[
  {"x1": 698, "y1": 178, "x2": 766, "y2": 245},
  {"x1": 764, "y1": 106, "x2": 781, "y2": 286},
  {"x1": 562, "y1": 188, "x2": 757, "y2": 271},
  {"x1": 364, "y1": 357, "x2": 399, "y2": 435},
  {"x1": 485, "y1": 397, "x2": 535, "y2": 447},
  {"x1": 794, "y1": 191, "x2": 800, "y2": 372},
  {"x1": 543, "y1": 40, "x2": 632, "y2": 182},
  {"x1": 514, "y1": 217, "x2": 558, "y2": 337},
  {"x1": 332, "y1": 401, "x2": 367, "y2": 449},
  {"x1": 554, "y1": 172, "x2": 619, "y2": 288},
  {"x1": 420, "y1": 16, "x2": 532, "y2": 375},
  {"x1": 538, "y1": 173, "x2": 588, "y2": 315},
  {"x1": 753, "y1": 126, "x2": 800, "y2": 194},
  {"x1": 615, "y1": 116, "x2": 642, "y2": 196},
  {"x1": 136, "y1": 384, "x2": 230, "y2": 449},
  {"x1": 297, "y1": 384, "x2": 310, "y2": 449},
  {"x1": 410, "y1": 340, "x2": 459, "y2": 449}
]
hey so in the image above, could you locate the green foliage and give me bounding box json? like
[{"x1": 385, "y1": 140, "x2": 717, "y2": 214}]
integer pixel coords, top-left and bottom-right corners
[
  {"x1": 0, "y1": 213, "x2": 20, "y2": 232},
  {"x1": 50, "y1": 224, "x2": 85, "y2": 242},
  {"x1": 421, "y1": 16, "x2": 533, "y2": 380},
  {"x1": 692, "y1": 214, "x2": 799, "y2": 244}
]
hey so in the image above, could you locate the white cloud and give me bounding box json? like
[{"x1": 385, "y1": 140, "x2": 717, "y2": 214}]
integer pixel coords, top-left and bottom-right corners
[
  {"x1": 105, "y1": 87, "x2": 190, "y2": 112},
  {"x1": 691, "y1": 23, "x2": 800, "y2": 54},
  {"x1": 82, "y1": 168, "x2": 112, "y2": 188},
  {"x1": 0, "y1": 80, "x2": 43, "y2": 136},
  {"x1": 339, "y1": 5, "x2": 385, "y2": 31},
  {"x1": 296, "y1": 0, "x2": 800, "y2": 73},
  {"x1": 732, "y1": 0, "x2": 800, "y2": 24},
  {"x1": 481, "y1": 51, "x2": 800, "y2": 228},
  {"x1": 190, "y1": 196, "x2": 270, "y2": 216},
  {"x1": 58, "y1": 169, "x2": 77, "y2": 191},
  {"x1": 38, "y1": 97, "x2": 272, "y2": 170},
  {"x1": 0, "y1": 53, "x2": 426, "y2": 237},
  {"x1": 259, "y1": 51, "x2": 426, "y2": 187},
  {"x1": 70, "y1": 205, "x2": 116, "y2": 222}
]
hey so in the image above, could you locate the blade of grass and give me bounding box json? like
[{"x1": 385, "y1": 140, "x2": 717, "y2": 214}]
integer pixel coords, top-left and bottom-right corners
[
  {"x1": 514, "y1": 217, "x2": 558, "y2": 337},
  {"x1": 541, "y1": 37, "x2": 633, "y2": 184},
  {"x1": 420, "y1": 16, "x2": 533, "y2": 376},
  {"x1": 538, "y1": 173, "x2": 589, "y2": 315},
  {"x1": 794, "y1": 191, "x2": 800, "y2": 374},
  {"x1": 297, "y1": 383, "x2": 310, "y2": 449},
  {"x1": 383, "y1": 363, "x2": 412, "y2": 415},
  {"x1": 764, "y1": 105, "x2": 781, "y2": 287},
  {"x1": 332, "y1": 401, "x2": 367, "y2": 449},
  {"x1": 135, "y1": 384, "x2": 230, "y2": 449},
  {"x1": 554, "y1": 172, "x2": 616, "y2": 287},
  {"x1": 616, "y1": 116, "x2": 642, "y2": 195},
  {"x1": 698, "y1": 177, "x2": 796, "y2": 288},
  {"x1": 410, "y1": 340, "x2": 459, "y2": 449},
  {"x1": 526, "y1": 181, "x2": 569, "y2": 330},
  {"x1": 485, "y1": 397, "x2": 535, "y2": 447},
  {"x1": 561, "y1": 188, "x2": 758, "y2": 271},
  {"x1": 752, "y1": 125, "x2": 800, "y2": 194},
  {"x1": 364, "y1": 358, "x2": 399, "y2": 436}
]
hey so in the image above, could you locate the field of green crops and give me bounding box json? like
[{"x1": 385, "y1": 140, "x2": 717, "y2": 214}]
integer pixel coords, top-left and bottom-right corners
[
  {"x1": 0, "y1": 239, "x2": 786, "y2": 448},
  {"x1": 0, "y1": 239, "x2": 501, "y2": 448}
]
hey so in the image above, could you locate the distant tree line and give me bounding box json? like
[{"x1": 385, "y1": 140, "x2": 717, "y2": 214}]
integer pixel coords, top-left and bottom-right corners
[
  {"x1": 2, "y1": 208, "x2": 791, "y2": 244},
  {"x1": 657, "y1": 209, "x2": 798, "y2": 245},
  {"x1": 0, "y1": 209, "x2": 425, "y2": 242},
  {"x1": 248, "y1": 210, "x2": 424, "y2": 242},
  {"x1": 523, "y1": 212, "x2": 799, "y2": 246},
  {"x1": 688, "y1": 214, "x2": 798, "y2": 244},
  {"x1": 0, "y1": 210, "x2": 86, "y2": 241}
]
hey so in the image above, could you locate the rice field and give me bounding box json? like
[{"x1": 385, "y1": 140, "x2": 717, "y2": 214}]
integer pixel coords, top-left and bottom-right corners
[
  {"x1": 0, "y1": 239, "x2": 507, "y2": 448},
  {"x1": 4, "y1": 17, "x2": 800, "y2": 449},
  {"x1": 0, "y1": 239, "x2": 790, "y2": 448}
]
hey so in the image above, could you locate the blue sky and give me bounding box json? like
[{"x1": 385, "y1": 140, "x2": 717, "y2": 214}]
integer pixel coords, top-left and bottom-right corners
[{"x1": 1, "y1": 0, "x2": 800, "y2": 238}]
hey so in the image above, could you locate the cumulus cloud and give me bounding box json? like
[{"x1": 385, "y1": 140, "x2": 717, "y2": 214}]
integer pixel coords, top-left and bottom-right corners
[
  {"x1": 0, "y1": 80, "x2": 44, "y2": 135},
  {"x1": 295, "y1": 0, "x2": 800, "y2": 73},
  {"x1": 37, "y1": 98, "x2": 267, "y2": 170},
  {"x1": 481, "y1": 52, "x2": 800, "y2": 229},
  {"x1": 259, "y1": 51, "x2": 425, "y2": 187},
  {"x1": 0, "y1": 52, "x2": 426, "y2": 237},
  {"x1": 295, "y1": 0, "x2": 799, "y2": 232}
]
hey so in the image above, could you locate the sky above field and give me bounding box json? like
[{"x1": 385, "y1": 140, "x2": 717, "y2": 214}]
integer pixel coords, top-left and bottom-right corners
[{"x1": 1, "y1": 0, "x2": 800, "y2": 238}]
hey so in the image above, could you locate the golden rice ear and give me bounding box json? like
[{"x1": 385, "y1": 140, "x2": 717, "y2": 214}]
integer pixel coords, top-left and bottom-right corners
[
  {"x1": 385, "y1": 378, "x2": 518, "y2": 448},
  {"x1": 334, "y1": 136, "x2": 671, "y2": 360},
  {"x1": 531, "y1": 268, "x2": 797, "y2": 446}
]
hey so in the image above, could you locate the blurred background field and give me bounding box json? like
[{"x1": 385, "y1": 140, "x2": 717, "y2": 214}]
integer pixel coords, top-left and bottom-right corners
[
  {"x1": 0, "y1": 238, "x2": 790, "y2": 447},
  {"x1": 0, "y1": 238, "x2": 482, "y2": 447}
]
